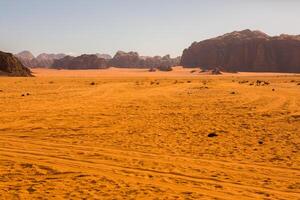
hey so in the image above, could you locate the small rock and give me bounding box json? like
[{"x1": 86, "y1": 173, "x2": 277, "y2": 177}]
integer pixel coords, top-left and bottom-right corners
[
  {"x1": 90, "y1": 82, "x2": 96, "y2": 85},
  {"x1": 21, "y1": 94, "x2": 25, "y2": 97},
  {"x1": 272, "y1": 88, "x2": 275, "y2": 91},
  {"x1": 26, "y1": 93, "x2": 30, "y2": 96},
  {"x1": 230, "y1": 91, "x2": 236, "y2": 94},
  {"x1": 258, "y1": 140, "x2": 264, "y2": 145},
  {"x1": 208, "y1": 132, "x2": 218, "y2": 137},
  {"x1": 27, "y1": 187, "x2": 36, "y2": 193},
  {"x1": 149, "y1": 67, "x2": 156, "y2": 72}
]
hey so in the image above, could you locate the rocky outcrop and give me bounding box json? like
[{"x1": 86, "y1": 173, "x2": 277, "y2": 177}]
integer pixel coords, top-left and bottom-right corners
[
  {"x1": 109, "y1": 51, "x2": 140, "y2": 68},
  {"x1": 180, "y1": 29, "x2": 300, "y2": 72},
  {"x1": 52, "y1": 54, "x2": 107, "y2": 69},
  {"x1": 0, "y1": 51, "x2": 32, "y2": 76},
  {"x1": 15, "y1": 51, "x2": 66, "y2": 68},
  {"x1": 109, "y1": 51, "x2": 180, "y2": 70}
]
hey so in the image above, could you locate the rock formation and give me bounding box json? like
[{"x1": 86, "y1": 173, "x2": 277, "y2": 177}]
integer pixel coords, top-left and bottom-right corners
[
  {"x1": 95, "y1": 53, "x2": 112, "y2": 60},
  {"x1": 52, "y1": 54, "x2": 107, "y2": 69},
  {"x1": 15, "y1": 51, "x2": 66, "y2": 68},
  {"x1": 15, "y1": 51, "x2": 35, "y2": 67},
  {"x1": 108, "y1": 51, "x2": 180, "y2": 70},
  {"x1": 180, "y1": 29, "x2": 300, "y2": 72},
  {"x1": 109, "y1": 51, "x2": 140, "y2": 68},
  {"x1": 0, "y1": 51, "x2": 32, "y2": 76}
]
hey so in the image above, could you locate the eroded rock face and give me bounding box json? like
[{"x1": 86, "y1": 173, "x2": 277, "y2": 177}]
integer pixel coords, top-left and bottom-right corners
[
  {"x1": 52, "y1": 54, "x2": 108, "y2": 69},
  {"x1": 180, "y1": 29, "x2": 300, "y2": 72},
  {"x1": 0, "y1": 51, "x2": 32, "y2": 76}
]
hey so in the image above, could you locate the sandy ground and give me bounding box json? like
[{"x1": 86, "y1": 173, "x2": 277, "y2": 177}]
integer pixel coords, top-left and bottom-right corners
[{"x1": 0, "y1": 67, "x2": 299, "y2": 199}]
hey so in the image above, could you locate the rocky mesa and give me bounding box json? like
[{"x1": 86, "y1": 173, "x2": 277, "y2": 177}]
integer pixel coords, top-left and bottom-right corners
[
  {"x1": 52, "y1": 54, "x2": 108, "y2": 69},
  {"x1": 180, "y1": 29, "x2": 300, "y2": 72}
]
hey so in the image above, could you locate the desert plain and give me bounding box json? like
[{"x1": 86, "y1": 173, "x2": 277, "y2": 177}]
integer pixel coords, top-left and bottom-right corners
[{"x1": 0, "y1": 67, "x2": 299, "y2": 199}]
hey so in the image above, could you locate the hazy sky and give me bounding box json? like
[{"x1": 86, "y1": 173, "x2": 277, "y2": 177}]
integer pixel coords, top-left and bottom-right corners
[{"x1": 1, "y1": 0, "x2": 300, "y2": 57}]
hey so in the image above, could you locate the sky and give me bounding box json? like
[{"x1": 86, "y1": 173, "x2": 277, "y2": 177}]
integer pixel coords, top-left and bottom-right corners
[{"x1": 1, "y1": 0, "x2": 300, "y2": 57}]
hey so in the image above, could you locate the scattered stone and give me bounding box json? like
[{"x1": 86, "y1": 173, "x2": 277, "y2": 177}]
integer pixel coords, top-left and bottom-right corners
[
  {"x1": 90, "y1": 82, "x2": 96, "y2": 85},
  {"x1": 27, "y1": 187, "x2": 36, "y2": 193},
  {"x1": 26, "y1": 93, "x2": 30, "y2": 96},
  {"x1": 208, "y1": 132, "x2": 218, "y2": 137},
  {"x1": 230, "y1": 91, "x2": 236, "y2": 94},
  {"x1": 211, "y1": 67, "x2": 222, "y2": 75},
  {"x1": 190, "y1": 70, "x2": 197, "y2": 73},
  {"x1": 256, "y1": 80, "x2": 270, "y2": 86},
  {"x1": 21, "y1": 94, "x2": 25, "y2": 97},
  {"x1": 187, "y1": 80, "x2": 191, "y2": 83},
  {"x1": 258, "y1": 140, "x2": 264, "y2": 145},
  {"x1": 239, "y1": 80, "x2": 249, "y2": 84},
  {"x1": 272, "y1": 88, "x2": 275, "y2": 91},
  {"x1": 149, "y1": 67, "x2": 156, "y2": 72}
]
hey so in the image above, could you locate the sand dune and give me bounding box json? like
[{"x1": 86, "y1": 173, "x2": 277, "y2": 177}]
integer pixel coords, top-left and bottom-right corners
[{"x1": 0, "y1": 68, "x2": 299, "y2": 199}]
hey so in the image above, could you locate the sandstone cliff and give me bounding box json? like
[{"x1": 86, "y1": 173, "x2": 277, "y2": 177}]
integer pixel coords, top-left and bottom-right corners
[{"x1": 180, "y1": 29, "x2": 300, "y2": 72}]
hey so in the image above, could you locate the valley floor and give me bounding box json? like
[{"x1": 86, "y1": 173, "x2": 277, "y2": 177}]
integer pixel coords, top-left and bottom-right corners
[{"x1": 0, "y1": 68, "x2": 299, "y2": 199}]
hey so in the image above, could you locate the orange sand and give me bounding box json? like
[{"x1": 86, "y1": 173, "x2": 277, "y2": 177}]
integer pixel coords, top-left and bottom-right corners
[{"x1": 0, "y1": 68, "x2": 299, "y2": 199}]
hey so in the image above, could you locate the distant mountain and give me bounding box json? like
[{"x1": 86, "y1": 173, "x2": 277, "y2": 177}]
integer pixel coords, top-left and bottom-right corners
[
  {"x1": 51, "y1": 51, "x2": 180, "y2": 70},
  {"x1": 180, "y1": 29, "x2": 300, "y2": 72},
  {"x1": 0, "y1": 51, "x2": 32, "y2": 76},
  {"x1": 109, "y1": 51, "x2": 140, "y2": 68},
  {"x1": 108, "y1": 51, "x2": 180, "y2": 70},
  {"x1": 15, "y1": 51, "x2": 66, "y2": 68},
  {"x1": 52, "y1": 54, "x2": 107, "y2": 69},
  {"x1": 15, "y1": 50, "x2": 35, "y2": 67},
  {"x1": 36, "y1": 53, "x2": 66, "y2": 60},
  {"x1": 16, "y1": 50, "x2": 35, "y2": 60},
  {"x1": 95, "y1": 53, "x2": 112, "y2": 60}
]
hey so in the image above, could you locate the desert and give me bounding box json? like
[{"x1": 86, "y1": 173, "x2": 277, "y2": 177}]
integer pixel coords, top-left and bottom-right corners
[
  {"x1": 0, "y1": 67, "x2": 299, "y2": 199},
  {"x1": 1, "y1": 1, "x2": 300, "y2": 199}
]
